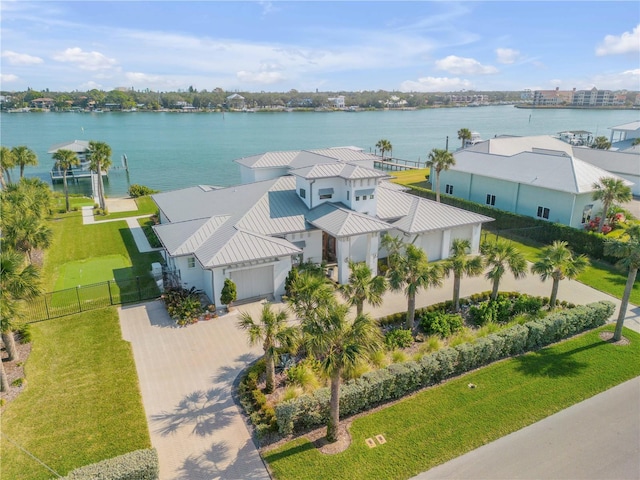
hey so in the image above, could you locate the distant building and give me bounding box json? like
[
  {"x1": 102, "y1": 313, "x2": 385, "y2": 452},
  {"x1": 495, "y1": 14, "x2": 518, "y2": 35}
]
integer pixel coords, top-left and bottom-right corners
[
  {"x1": 532, "y1": 88, "x2": 574, "y2": 106},
  {"x1": 226, "y1": 93, "x2": 245, "y2": 110},
  {"x1": 30, "y1": 97, "x2": 55, "y2": 109},
  {"x1": 328, "y1": 95, "x2": 345, "y2": 108}
]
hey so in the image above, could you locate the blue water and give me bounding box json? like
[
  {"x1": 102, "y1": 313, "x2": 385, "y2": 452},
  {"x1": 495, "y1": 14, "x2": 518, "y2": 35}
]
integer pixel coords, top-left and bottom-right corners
[{"x1": 1, "y1": 106, "x2": 637, "y2": 197}]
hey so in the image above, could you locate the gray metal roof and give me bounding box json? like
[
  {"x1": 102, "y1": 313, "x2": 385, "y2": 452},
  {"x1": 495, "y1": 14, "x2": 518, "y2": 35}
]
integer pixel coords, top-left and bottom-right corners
[
  {"x1": 453, "y1": 149, "x2": 631, "y2": 194},
  {"x1": 291, "y1": 163, "x2": 388, "y2": 180},
  {"x1": 47, "y1": 140, "x2": 90, "y2": 154},
  {"x1": 233, "y1": 147, "x2": 379, "y2": 169},
  {"x1": 153, "y1": 215, "x2": 230, "y2": 256},
  {"x1": 204, "y1": 229, "x2": 301, "y2": 267},
  {"x1": 307, "y1": 203, "x2": 392, "y2": 237}
]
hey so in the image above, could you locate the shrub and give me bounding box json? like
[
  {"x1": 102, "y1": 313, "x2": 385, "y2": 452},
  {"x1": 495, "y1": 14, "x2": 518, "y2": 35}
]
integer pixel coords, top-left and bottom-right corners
[
  {"x1": 512, "y1": 295, "x2": 543, "y2": 315},
  {"x1": 384, "y1": 329, "x2": 414, "y2": 350},
  {"x1": 162, "y1": 286, "x2": 203, "y2": 326},
  {"x1": 128, "y1": 184, "x2": 159, "y2": 198},
  {"x1": 286, "y1": 363, "x2": 321, "y2": 392},
  {"x1": 15, "y1": 323, "x2": 32, "y2": 343},
  {"x1": 419, "y1": 311, "x2": 463, "y2": 337},
  {"x1": 61, "y1": 448, "x2": 159, "y2": 480},
  {"x1": 220, "y1": 278, "x2": 237, "y2": 306}
]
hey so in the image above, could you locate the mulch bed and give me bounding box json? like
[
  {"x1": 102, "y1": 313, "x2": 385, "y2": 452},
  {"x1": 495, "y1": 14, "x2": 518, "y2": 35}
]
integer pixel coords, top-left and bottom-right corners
[{"x1": 0, "y1": 340, "x2": 32, "y2": 413}]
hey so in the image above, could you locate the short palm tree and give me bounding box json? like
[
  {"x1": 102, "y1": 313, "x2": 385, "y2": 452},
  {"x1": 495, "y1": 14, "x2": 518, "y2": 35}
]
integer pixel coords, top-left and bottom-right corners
[
  {"x1": 237, "y1": 303, "x2": 298, "y2": 393},
  {"x1": 531, "y1": 241, "x2": 589, "y2": 308},
  {"x1": 302, "y1": 302, "x2": 381, "y2": 442},
  {"x1": 375, "y1": 139, "x2": 392, "y2": 159},
  {"x1": 88, "y1": 140, "x2": 113, "y2": 209},
  {"x1": 443, "y1": 239, "x2": 484, "y2": 311},
  {"x1": 52, "y1": 148, "x2": 80, "y2": 212},
  {"x1": 339, "y1": 261, "x2": 387, "y2": 316},
  {"x1": 286, "y1": 271, "x2": 336, "y2": 322},
  {"x1": 592, "y1": 177, "x2": 632, "y2": 233},
  {"x1": 11, "y1": 145, "x2": 38, "y2": 179},
  {"x1": 2, "y1": 213, "x2": 52, "y2": 263},
  {"x1": 604, "y1": 225, "x2": 640, "y2": 341},
  {"x1": 457, "y1": 128, "x2": 472, "y2": 148},
  {"x1": 426, "y1": 148, "x2": 456, "y2": 202},
  {"x1": 480, "y1": 240, "x2": 528, "y2": 301},
  {"x1": 0, "y1": 146, "x2": 15, "y2": 188},
  {"x1": 591, "y1": 136, "x2": 611, "y2": 150},
  {"x1": 387, "y1": 243, "x2": 443, "y2": 329}
]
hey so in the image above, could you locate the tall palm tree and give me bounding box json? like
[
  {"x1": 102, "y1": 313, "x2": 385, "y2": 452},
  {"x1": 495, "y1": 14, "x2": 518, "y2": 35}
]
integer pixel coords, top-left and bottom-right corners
[
  {"x1": 443, "y1": 238, "x2": 484, "y2": 311},
  {"x1": 592, "y1": 177, "x2": 632, "y2": 233},
  {"x1": 237, "y1": 303, "x2": 298, "y2": 393},
  {"x1": 531, "y1": 241, "x2": 589, "y2": 308},
  {"x1": 339, "y1": 261, "x2": 387, "y2": 316},
  {"x1": 87, "y1": 140, "x2": 113, "y2": 209},
  {"x1": 387, "y1": 243, "x2": 443, "y2": 329},
  {"x1": 11, "y1": 145, "x2": 38, "y2": 179},
  {"x1": 375, "y1": 139, "x2": 392, "y2": 159},
  {"x1": 457, "y1": 128, "x2": 472, "y2": 148},
  {"x1": 604, "y1": 225, "x2": 640, "y2": 341},
  {"x1": 1, "y1": 249, "x2": 40, "y2": 366},
  {"x1": 0, "y1": 146, "x2": 15, "y2": 188},
  {"x1": 426, "y1": 148, "x2": 456, "y2": 202},
  {"x1": 480, "y1": 240, "x2": 528, "y2": 301},
  {"x1": 52, "y1": 148, "x2": 80, "y2": 212},
  {"x1": 286, "y1": 271, "x2": 336, "y2": 322},
  {"x1": 302, "y1": 303, "x2": 381, "y2": 442}
]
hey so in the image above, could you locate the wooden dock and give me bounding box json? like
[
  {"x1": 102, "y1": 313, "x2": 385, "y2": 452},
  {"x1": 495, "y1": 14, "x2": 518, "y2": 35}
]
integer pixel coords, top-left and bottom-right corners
[{"x1": 374, "y1": 157, "x2": 425, "y2": 171}]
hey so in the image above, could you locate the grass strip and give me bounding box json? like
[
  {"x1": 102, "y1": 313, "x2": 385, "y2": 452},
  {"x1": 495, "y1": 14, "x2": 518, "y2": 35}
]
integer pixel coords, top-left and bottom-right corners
[
  {"x1": 264, "y1": 325, "x2": 640, "y2": 480},
  {"x1": 101, "y1": 196, "x2": 158, "y2": 220},
  {"x1": 0, "y1": 307, "x2": 151, "y2": 479}
]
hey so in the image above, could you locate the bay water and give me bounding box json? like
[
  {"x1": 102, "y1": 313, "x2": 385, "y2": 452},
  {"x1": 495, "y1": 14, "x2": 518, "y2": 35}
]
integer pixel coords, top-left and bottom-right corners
[{"x1": 1, "y1": 106, "x2": 637, "y2": 197}]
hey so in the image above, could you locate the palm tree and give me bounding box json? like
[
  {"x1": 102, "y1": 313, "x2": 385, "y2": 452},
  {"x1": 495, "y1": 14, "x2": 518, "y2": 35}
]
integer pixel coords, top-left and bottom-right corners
[
  {"x1": 11, "y1": 145, "x2": 38, "y2": 179},
  {"x1": 592, "y1": 177, "x2": 632, "y2": 233},
  {"x1": 443, "y1": 239, "x2": 484, "y2": 311},
  {"x1": 0, "y1": 146, "x2": 15, "y2": 188},
  {"x1": 604, "y1": 225, "x2": 640, "y2": 341},
  {"x1": 426, "y1": 148, "x2": 456, "y2": 202},
  {"x1": 457, "y1": 128, "x2": 472, "y2": 148},
  {"x1": 531, "y1": 241, "x2": 589, "y2": 308},
  {"x1": 480, "y1": 240, "x2": 528, "y2": 301},
  {"x1": 87, "y1": 140, "x2": 113, "y2": 209},
  {"x1": 52, "y1": 149, "x2": 80, "y2": 212},
  {"x1": 375, "y1": 139, "x2": 392, "y2": 159},
  {"x1": 380, "y1": 232, "x2": 404, "y2": 268},
  {"x1": 286, "y1": 271, "x2": 336, "y2": 322},
  {"x1": 302, "y1": 302, "x2": 381, "y2": 442},
  {"x1": 387, "y1": 243, "x2": 443, "y2": 329},
  {"x1": 237, "y1": 303, "x2": 298, "y2": 393},
  {"x1": 0, "y1": 249, "x2": 40, "y2": 366},
  {"x1": 632, "y1": 138, "x2": 640, "y2": 146},
  {"x1": 591, "y1": 136, "x2": 612, "y2": 150},
  {"x1": 339, "y1": 261, "x2": 387, "y2": 316},
  {"x1": 2, "y1": 212, "x2": 52, "y2": 263}
]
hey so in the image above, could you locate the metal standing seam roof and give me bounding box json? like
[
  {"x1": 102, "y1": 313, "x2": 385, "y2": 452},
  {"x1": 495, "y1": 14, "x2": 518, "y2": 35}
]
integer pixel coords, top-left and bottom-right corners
[
  {"x1": 153, "y1": 215, "x2": 230, "y2": 256},
  {"x1": 306, "y1": 203, "x2": 392, "y2": 237},
  {"x1": 609, "y1": 121, "x2": 640, "y2": 132},
  {"x1": 234, "y1": 150, "x2": 301, "y2": 168},
  {"x1": 203, "y1": 229, "x2": 302, "y2": 267},
  {"x1": 233, "y1": 147, "x2": 380, "y2": 169},
  {"x1": 47, "y1": 140, "x2": 90, "y2": 154},
  {"x1": 453, "y1": 149, "x2": 632, "y2": 194},
  {"x1": 290, "y1": 162, "x2": 389, "y2": 180},
  {"x1": 466, "y1": 135, "x2": 574, "y2": 157}
]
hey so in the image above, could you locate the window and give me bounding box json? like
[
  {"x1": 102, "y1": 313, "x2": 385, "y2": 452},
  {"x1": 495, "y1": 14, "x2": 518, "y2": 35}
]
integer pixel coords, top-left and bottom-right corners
[
  {"x1": 187, "y1": 257, "x2": 196, "y2": 268},
  {"x1": 370, "y1": 194, "x2": 374, "y2": 199},
  {"x1": 346, "y1": 191, "x2": 350, "y2": 200},
  {"x1": 318, "y1": 187, "x2": 334, "y2": 200},
  {"x1": 355, "y1": 196, "x2": 360, "y2": 201},
  {"x1": 581, "y1": 204, "x2": 593, "y2": 224},
  {"x1": 445, "y1": 184, "x2": 454, "y2": 195},
  {"x1": 299, "y1": 188, "x2": 306, "y2": 199},
  {"x1": 537, "y1": 206, "x2": 550, "y2": 219},
  {"x1": 486, "y1": 194, "x2": 496, "y2": 206}
]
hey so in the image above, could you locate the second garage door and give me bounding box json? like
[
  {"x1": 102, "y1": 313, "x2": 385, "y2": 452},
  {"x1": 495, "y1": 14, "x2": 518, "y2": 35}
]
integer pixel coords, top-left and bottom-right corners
[{"x1": 230, "y1": 265, "x2": 274, "y2": 301}]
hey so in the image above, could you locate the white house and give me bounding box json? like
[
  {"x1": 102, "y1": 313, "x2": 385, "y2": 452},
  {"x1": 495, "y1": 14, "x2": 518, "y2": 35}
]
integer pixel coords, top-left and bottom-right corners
[
  {"x1": 440, "y1": 139, "x2": 634, "y2": 228},
  {"x1": 152, "y1": 152, "x2": 493, "y2": 306}
]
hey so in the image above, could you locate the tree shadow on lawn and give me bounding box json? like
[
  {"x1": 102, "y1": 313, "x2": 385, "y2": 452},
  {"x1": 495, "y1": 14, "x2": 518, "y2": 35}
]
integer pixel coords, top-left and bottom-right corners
[
  {"x1": 176, "y1": 437, "x2": 269, "y2": 480},
  {"x1": 151, "y1": 387, "x2": 235, "y2": 437},
  {"x1": 513, "y1": 340, "x2": 606, "y2": 378}
]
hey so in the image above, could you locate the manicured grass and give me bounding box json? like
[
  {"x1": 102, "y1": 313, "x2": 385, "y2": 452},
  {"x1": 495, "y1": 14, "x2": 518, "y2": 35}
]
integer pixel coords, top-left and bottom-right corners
[
  {"x1": 53, "y1": 254, "x2": 131, "y2": 290},
  {"x1": 264, "y1": 326, "x2": 640, "y2": 480},
  {"x1": 138, "y1": 217, "x2": 162, "y2": 248},
  {"x1": 0, "y1": 308, "x2": 151, "y2": 479},
  {"x1": 389, "y1": 168, "x2": 431, "y2": 186},
  {"x1": 101, "y1": 196, "x2": 158, "y2": 220},
  {"x1": 51, "y1": 194, "x2": 94, "y2": 212}
]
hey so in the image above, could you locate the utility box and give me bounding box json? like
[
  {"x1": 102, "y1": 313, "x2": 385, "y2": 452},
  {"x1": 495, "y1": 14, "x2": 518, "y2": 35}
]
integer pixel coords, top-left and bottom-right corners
[{"x1": 151, "y1": 262, "x2": 163, "y2": 280}]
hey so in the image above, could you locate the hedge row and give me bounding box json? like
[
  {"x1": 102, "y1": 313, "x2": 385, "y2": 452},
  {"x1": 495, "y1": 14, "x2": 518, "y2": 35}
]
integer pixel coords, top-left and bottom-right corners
[
  {"x1": 61, "y1": 449, "x2": 159, "y2": 480},
  {"x1": 275, "y1": 301, "x2": 613, "y2": 435},
  {"x1": 407, "y1": 186, "x2": 616, "y2": 263}
]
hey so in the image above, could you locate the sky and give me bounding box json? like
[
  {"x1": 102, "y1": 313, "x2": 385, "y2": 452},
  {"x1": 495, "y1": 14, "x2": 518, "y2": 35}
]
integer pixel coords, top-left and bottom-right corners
[{"x1": 1, "y1": 1, "x2": 639, "y2": 93}]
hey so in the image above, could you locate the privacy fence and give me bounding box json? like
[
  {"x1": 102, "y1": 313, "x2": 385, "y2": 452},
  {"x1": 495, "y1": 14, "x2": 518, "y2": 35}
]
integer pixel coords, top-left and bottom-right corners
[{"x1": 25, "y1": 275, "x2": 161, "y2": 323}]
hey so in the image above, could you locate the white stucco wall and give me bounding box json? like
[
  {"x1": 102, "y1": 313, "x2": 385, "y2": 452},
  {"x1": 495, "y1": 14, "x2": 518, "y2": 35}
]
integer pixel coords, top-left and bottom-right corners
[
  {"x1": 240, "y1": 165, "x2": 288, "y2": 184},
  {"x1": 285, "y1": 230, "x2": 323, "y2": 264},
  {"x1": 174, "y1": 255, "x2": 205, "y2": 291}
]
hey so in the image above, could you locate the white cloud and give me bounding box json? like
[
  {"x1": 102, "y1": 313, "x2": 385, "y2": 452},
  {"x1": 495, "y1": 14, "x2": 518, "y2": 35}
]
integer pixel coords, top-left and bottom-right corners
[
  {"x1": 400, "y1": 76, "x2": 473, "y2": 92},
  {"x1": 435, "y1": 56, "x2": 498, "y2": 75},
  {"x1": 237, "y1": 70, "x2": 286, "y2": 85},
  {"x1": 588, "y1": 69, "x2": 640, "y2": 90},
  {"x1": 78, "y1": 80, "x2": 103, "y2": 90},
  {"x1": 0, "y1": 73, "x2": 19, "y2": 83},
  {"x1": 495, "y1": 48, "x2": 520, "y2": 64},
  {"x1": 1, "y1": 50, "x2": 43, "y2": 65},
  {"x1": 52, "y1": 47, "x2": 117, "y2": 71},
  {"x1": 596, "y1": 25, "x2": 640, "y2": 55}
]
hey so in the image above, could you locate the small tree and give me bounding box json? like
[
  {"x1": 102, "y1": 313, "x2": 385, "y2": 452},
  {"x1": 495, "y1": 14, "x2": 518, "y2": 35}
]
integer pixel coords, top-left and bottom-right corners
[
  {"x1": 11, "y1": 145, "x2": 38, "y2": 179},
  {"x1": 0, "y1": 146, "x2": 15, "y2": 189},
  {"x1": 52, "y1": 148, "x2": 80, "y2": 212},
  {"x1": 592, "y1": 177, "x2": 632, "y2": 233},
  {"x1": 457, "y1": 128, "x2": 472, "y2": 148},
  {"x1": 443, "y1": 238, "x2": 484, "y2": 312},
  {"x1": 220, "y1": 278, "x2": 237, "y2": 308},
  {"x1": 591, "y1": 136, "x2": 611, "y2": 150},
  {"x1": 375, "y1": 139, "x2": 392, "y2": 159},
  {"x1": 426, "y1": 148, "x2": 456, "y2": 202},
  {"x1": 481, "y1": 240, "x2": 528, "y2": 301},
  {"x1": 339, "y1": 260, "x2": 387, "y2": 317}
]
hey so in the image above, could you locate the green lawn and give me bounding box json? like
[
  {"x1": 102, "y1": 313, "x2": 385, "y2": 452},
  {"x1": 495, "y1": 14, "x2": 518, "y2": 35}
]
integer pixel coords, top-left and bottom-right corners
[
  {"x1": 53, "y1": 254, "x2": 131, "y2": 290},
  {"x1": 264, "y1": 326, "x2": 640, "y2": 480},
  {"x1": 0, "y1": 308, "x2": 151, "y2": 479},
  {"x1": 101, "y1": 195, "x2": 158, "y2": 220},
  {"x1": 389, "y1": 168, "x2": 431, "y2": 188}
]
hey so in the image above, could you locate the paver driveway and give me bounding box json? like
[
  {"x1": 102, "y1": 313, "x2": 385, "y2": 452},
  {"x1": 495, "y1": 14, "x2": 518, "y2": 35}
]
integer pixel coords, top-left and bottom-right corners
[{"x1": 119, "y1": 301, "x2": 271, "y2": 480}]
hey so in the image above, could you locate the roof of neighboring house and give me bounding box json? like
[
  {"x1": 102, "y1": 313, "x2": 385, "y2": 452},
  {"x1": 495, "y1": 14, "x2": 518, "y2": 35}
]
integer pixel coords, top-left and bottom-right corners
[
  {"x1": 609, "y1": 121, "x2": 640, "y2": 132},
  {"x1": 48, "y1": 140, "x2": 90, "y2": 154},
  {"x1": 452, "y1": 149, "x2": 633, "y2": 194},
  {"x1": 290, "y1": 162, "x2": 389, "y2": 180},
  {"x1": 234, "y1": 147, "x2": 378, "y2": 169},
  {"x1": 571, "y1": 147, "x2": 640, "y2": 177},
  {"x1": 465, "y1": 135, "x2": 574, "y2": 156}
]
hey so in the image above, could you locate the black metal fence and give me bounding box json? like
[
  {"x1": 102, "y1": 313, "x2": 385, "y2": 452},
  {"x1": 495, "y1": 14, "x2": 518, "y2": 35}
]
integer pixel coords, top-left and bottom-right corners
[{"x1": 25, "y1": 275, "x2": 161, "y2": 323}]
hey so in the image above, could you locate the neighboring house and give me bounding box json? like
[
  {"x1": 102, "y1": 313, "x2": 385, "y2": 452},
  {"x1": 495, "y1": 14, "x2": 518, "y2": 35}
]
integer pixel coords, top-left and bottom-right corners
[
  {"x1": 608, "y1": 120, "x2": 640, "y2": 147},
  {"x1": 441, "y1": 139, "x2": 634, "y2": 228},
  {"x1": 327, "y1": 96, "x2": 346, "y2": 109},
  {"x1": 152, "y1": 153, "x2": 493, "y2": 306},
  {"x1": 226, "y1": 93, "x2": 246, "y2": 110},
  {"x1": 30, "y1": 97, "x2": 55, "y2": 109}
]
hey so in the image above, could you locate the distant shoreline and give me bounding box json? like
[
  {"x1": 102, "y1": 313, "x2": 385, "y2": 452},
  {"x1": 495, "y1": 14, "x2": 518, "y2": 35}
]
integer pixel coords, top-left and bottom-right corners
[{"x1": 514, "y1": 105, "x2": 639, "y2": 111}]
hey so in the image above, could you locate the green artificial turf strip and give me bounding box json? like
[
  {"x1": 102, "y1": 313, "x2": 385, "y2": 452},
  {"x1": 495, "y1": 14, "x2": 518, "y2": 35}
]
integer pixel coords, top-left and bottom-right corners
[
  {"x1": 264, "y1": 326, "x2": 640, "y2": 480},
  {"x1": 0, "y1": 308, "x2": 151, "y2": 479},
  {"x1": 53, "y1": 254, "x2": 131, "y2": 290}
]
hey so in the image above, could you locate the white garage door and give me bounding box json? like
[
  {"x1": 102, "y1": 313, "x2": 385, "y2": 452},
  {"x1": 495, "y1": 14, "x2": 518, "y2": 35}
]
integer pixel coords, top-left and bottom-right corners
[{"x1": 230, "y1": 265, "x2": 274, "y2": 301}]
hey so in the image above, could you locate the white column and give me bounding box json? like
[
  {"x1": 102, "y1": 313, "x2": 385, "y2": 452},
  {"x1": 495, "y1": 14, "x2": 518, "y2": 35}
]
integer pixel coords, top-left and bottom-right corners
[
  {"x1": 336, "y1": 237, "x2": 350, "y2": 284},
  {"x1": 441, "y1": 229, "x2": 452, "y2": 259},
  {"x1": 471, "y1": 224, "x2": 482, "y2": 254}
]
